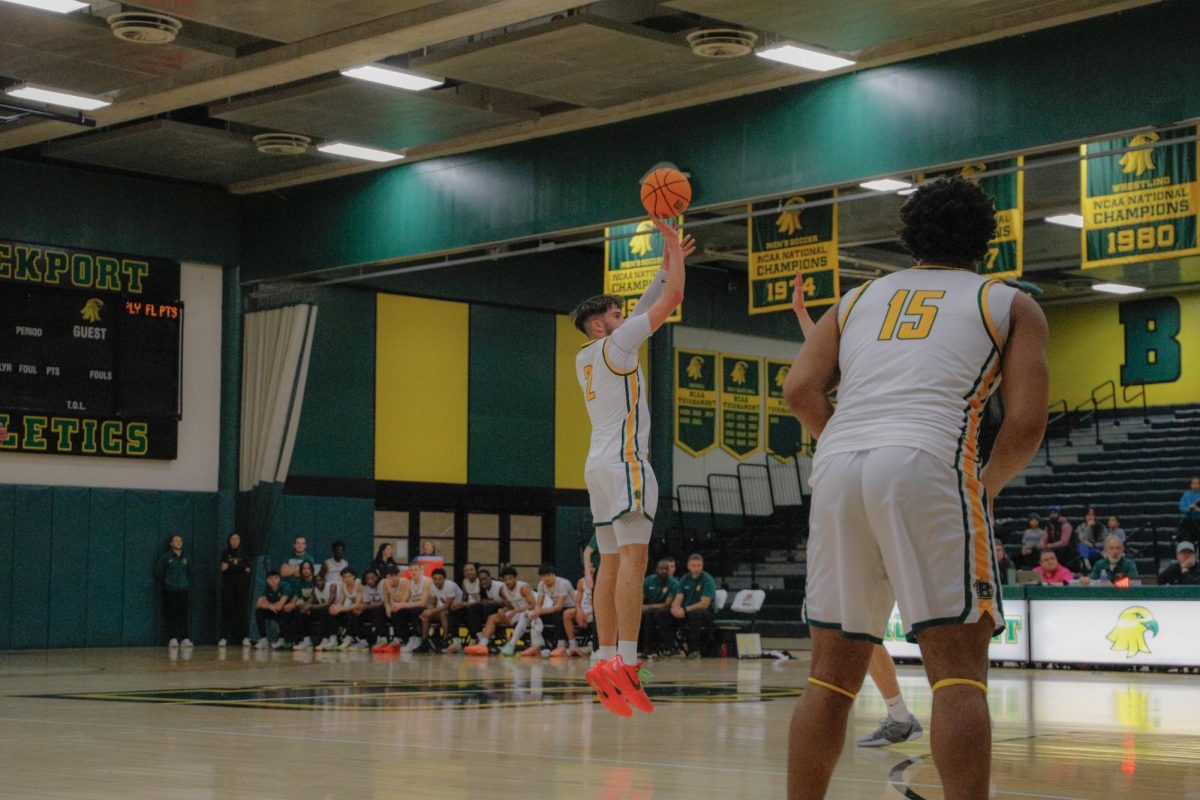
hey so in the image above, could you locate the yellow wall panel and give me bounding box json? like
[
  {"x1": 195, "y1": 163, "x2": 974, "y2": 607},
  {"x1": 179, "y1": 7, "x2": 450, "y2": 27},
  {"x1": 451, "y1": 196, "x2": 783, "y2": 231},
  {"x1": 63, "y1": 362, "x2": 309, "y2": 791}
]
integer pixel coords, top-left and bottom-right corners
[
  {"x1": 375, "y1": 294, "x2": 469, "y2": 483},
  {"x1": 1045, "y1": 290, "x2": 1200, "y2": 408},
  {"x1": 554, "y1": 315, "x2": 590, "y2": 489}
]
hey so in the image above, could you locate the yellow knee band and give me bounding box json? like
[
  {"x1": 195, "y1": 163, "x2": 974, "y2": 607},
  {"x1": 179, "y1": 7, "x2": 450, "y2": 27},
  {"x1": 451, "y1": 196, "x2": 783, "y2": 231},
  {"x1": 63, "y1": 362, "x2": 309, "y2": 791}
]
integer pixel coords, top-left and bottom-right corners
[
  {"x1": 932, "y1": 678, "x2": 988, "y2": 695},
  {"x1": 807, "y1": 677, "x2": 857, "y2": 700}
]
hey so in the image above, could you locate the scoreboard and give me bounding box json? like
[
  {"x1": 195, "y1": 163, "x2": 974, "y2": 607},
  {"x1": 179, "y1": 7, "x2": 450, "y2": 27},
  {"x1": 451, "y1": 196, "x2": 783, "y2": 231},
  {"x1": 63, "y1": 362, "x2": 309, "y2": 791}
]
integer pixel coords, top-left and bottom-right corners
[{"x1": 0, "y1": 240, "x2": 182, "y2": 460}]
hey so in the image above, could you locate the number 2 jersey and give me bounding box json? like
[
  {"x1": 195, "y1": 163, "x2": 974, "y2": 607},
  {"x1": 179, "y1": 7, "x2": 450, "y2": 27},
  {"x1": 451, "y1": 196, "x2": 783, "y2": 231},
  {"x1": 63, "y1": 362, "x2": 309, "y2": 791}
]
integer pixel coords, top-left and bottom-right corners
[
  {"x1": 813, "y1": 266, "x2": 1019, "y2": 474},
  {"x1": 576, "y1": 314, "x2": 652, "y2": 468}
]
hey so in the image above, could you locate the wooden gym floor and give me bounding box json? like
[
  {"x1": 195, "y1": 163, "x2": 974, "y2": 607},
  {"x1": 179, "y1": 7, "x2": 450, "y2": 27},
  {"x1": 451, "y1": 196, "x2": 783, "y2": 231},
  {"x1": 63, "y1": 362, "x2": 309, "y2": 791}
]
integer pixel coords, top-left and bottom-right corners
[{"x1": 0, "y1": 648, "x2": 1196, "y2": 799}]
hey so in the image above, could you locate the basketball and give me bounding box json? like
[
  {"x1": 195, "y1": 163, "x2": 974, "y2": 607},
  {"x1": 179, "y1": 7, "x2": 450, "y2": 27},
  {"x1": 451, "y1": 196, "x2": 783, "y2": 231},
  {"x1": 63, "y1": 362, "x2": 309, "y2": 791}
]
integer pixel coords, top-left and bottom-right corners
[{"x1": 640, "y1": 166, "x2": 692, "y2": 218}]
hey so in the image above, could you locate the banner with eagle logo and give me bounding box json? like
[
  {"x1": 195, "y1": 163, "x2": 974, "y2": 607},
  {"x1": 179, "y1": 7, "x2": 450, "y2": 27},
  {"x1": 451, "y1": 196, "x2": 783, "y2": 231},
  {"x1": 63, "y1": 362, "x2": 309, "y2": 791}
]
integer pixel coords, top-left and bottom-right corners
[
  {"x1": 673, "y1": 349, "x2": 717, "y2": 456},
  {"x1": 719, "y1": 353, "x2": 762, "y2": 459},
  {"x1": 747, "y1": 191, "x2": 839, "y2": 315},
  {"x1": 921, "y1": 159, "x2": 1024, "y2": 279},
  {"x1": 765, "y1": 358, "x2": 801, "y2": 460},
  {"x1": 1081, "y1": 126, "x2": 1200, "y2": 268},
  {"x1": 603, "y1": 218, "x2": 683, "y2": 322}
]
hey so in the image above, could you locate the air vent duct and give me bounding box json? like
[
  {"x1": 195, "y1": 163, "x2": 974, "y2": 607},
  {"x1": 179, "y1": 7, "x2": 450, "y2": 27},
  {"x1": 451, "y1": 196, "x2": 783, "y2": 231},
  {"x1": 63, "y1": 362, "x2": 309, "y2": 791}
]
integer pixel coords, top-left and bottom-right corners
[
  {"x1": 108, "y1": 12, "x2": 183, "y2": 45},
  {"x1": 252, "y1": 132, "x2": 312, "y2": 156},
  {"x1": 686, "y1": 28, "x2": 757, "y2": 59}
]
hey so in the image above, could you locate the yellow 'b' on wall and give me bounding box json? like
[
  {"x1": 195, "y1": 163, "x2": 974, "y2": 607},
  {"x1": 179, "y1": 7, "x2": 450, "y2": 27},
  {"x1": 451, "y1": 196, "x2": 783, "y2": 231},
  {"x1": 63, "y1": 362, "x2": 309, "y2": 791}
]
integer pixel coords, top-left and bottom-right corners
[{"x1": 375, "y1": 294, "x2": 469, "y2": 483}]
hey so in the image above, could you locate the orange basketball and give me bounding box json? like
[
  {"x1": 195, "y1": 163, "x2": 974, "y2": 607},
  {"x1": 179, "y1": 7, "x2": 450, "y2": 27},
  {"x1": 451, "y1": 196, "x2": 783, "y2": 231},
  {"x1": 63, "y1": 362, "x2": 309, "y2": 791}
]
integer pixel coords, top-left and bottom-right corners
[{"x1": 640, "y1": 166, "x2": 692, "y2": 219}]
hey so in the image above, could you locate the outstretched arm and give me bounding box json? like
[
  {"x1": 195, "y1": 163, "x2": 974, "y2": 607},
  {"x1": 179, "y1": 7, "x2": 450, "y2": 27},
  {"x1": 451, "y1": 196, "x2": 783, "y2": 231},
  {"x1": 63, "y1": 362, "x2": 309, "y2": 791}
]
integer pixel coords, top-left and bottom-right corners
[
  {"x1": 783, "y1": 301, "x2": 841, "y2": 437},
  {"x1": 792, "y1": 272, "x2": 816, "y2": 338},
  {"x1": 607, "y1": 220, "x2": 692, "y2": 366},
  {"x1": 631, "y1": 230, "x2": 695, "y2": 318}
]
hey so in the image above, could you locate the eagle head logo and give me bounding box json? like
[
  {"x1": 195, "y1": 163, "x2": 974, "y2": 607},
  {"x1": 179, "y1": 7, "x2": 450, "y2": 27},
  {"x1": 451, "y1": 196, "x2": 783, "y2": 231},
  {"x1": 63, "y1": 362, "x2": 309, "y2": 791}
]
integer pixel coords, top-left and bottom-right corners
[
  {"x1": 774, "y1": 365, "x2": 789, "y2": 388},
  {"x1": 81, "y1": 298, "x2": 104, "y2": 323},
  {"x1": 1119, "y1": 132, "x2": 1160, "y2": 177},
  {"x1": 959, "y1": 162, "x2": 988, "y2": 179},
  {"x1": 1106, "y1": 606, "x2": 1159, "y2": 658},
  {"x1": 730, "y1": 360, "x2": 749, "y2": 385},
  {"x1": 629, "y1": 220, "x2": 657, "y2": 257},
  {"x1": 775, "y1": 196, "x2": 805, "y2": 237},
  {"x1": 686, "y1": 356, "x2": 704, "y2": 381}
]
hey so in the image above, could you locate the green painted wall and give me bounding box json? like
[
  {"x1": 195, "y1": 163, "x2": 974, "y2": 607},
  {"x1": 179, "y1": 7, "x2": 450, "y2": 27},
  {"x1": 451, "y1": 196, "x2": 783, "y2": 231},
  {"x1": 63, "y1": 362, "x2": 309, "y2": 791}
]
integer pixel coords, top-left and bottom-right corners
[
  {"x1": 266, "y1": 494, "x2": 375, "y2": 578},
  {"x1": 0, "y1": 485, "x2": 219, "y2": 649},
  {"x1": 240, "y1": 2, "x2": 1200, "y2": 280},
  {"x1": 467, "y1": 305, "x2": 556, "y2": 486}
]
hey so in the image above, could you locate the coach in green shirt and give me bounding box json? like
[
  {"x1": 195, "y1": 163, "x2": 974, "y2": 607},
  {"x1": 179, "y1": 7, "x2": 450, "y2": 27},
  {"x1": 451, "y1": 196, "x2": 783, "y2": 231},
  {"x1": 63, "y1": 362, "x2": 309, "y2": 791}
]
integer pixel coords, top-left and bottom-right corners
[
  {"x1": 640, "y1": 559, "x2": 679, "y2": 655},
  {"x1": 654, "y1": 553, "x2": 717, "y2": 657}
]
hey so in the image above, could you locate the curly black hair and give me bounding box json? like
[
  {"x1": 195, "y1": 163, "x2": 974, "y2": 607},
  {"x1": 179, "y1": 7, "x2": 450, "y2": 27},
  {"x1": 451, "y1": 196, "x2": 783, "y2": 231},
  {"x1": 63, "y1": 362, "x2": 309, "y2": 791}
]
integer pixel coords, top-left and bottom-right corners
[{"x1": 898, "y1": 176, "x2": 997, "y2": 268}]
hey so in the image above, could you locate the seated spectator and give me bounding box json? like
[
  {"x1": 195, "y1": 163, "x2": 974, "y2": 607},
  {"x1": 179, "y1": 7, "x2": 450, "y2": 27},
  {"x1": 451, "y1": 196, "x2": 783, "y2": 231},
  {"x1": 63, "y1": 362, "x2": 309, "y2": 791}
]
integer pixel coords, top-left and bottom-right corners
[
  {"x1": 994, "y1": 541, "x2": 1014, "y2": 583},
  {"x1": 665, "y1": 557, "x2": 678, "y2": 580},
  {"x1": 420, "y1": 567, "x2": 463, "y2": 653},
  {"x1": 254, "y1": 570, "x2": 290, "y2": 650},
  {"x1": 279, "y1": 536, "x2": 315, "y2": 597},
  {"x1": 472, "y1": 567, "x2": 537, "y2": 656},
  {"x1": 300, "y1": 572, "x2": 335, "y2": 650},
  {"x1": 1105, "y1": 515, "x2": 1127, "y2": 545},
  {"x1": 360, "y1": 569, "x2": 384, "y2": 643},
  {"x1": 414, "y1": 539, "x2": 445, "y2": 577},
  {"x1": 454, "y1": 565, "x2": 504, "y2": 652},
  {"x1": 322, "y1": 540, "x2": 348, "y2": 580},
  {"x1": 372, "y1": 543, "x2": 398, "y2": 577},
  {"x1": 1033, "y1": 550, "x2": 1074, "y2": 585},
  {"x1": 1158, "y1": 541, "x2": 1200, "y2": 586},
  {"x1": 398, "y1": 561, "x2": 433, "y2": 652},
  {"x1": 640, "y1": 559, "x2": 679, "y2": 655},
  {"x1": 1180, "y1": 477, "x2": 1200, "y2": 540},
  {"x1": 1077, "y1": 507, "x2": 1106, "y2": 563},
  {"x1": 1039, "y1": 506, "x2": 1077, "y2": 569},
  {"x1": 571, "y1": 574, "x2": 595, "y2": 657},
  {"x1": 1086, "y1": 537, "x2": 1138, "y2": 584},
  {"x1": 328, "y1": 569, "x2": 370, "y2": 651},
  {"x1": 286, "y1": 561, "x2": 318, "y2": 650},
  {"x1": 522, "y1": 564, "x2": 576, "y2": 658},
  {"x1": 373, "y1": 565, "x2": 406, "y2": 652},
  {"x1": 1018, "y1": 515, "x2": 1044, "y2": 569},
  {"x1": 654, "y1": 554, "x2": 716, "y2": 658}
]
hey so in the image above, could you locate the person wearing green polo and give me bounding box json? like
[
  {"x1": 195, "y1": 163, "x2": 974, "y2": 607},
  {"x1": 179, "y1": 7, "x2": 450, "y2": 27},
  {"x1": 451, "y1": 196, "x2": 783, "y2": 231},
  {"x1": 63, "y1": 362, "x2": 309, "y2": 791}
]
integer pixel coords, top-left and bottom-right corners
[
  {"x1": 654, "y1": 553, "x2": 716, "y2": 657},
  {"x1": 640, "y1": 559, "x2": 679, "y2": 655},
  {"x1": 280, "y1": 536, "x2": 316, "y2": 596}
]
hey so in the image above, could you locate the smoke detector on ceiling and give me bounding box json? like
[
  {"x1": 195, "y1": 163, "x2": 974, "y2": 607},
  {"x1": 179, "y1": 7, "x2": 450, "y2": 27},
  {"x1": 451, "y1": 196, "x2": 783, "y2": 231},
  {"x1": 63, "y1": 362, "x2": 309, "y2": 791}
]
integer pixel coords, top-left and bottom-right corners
[
  {"x1": 252, "y1": 132, "x2": 313, "y2": 156},
  {"x1": 686, "y1": 29, "x2": 758, "y2": 59},
  {"x1": 108, "y1": 12, "x2": 183, "y2": 45}
]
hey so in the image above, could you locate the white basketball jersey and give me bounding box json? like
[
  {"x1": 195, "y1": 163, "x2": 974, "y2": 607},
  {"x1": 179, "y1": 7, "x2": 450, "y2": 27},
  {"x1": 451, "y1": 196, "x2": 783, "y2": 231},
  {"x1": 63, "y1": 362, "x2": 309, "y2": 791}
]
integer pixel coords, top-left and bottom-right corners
[
  {"x1": 502, "y1": 580, "x2": 532, "y2": 611},
  {"x1": 815, "y1": 267, "x2": 1018, "y2": 472},
  {"x1": 577, "y1": 337, "x2": 650, "y2": 467}
]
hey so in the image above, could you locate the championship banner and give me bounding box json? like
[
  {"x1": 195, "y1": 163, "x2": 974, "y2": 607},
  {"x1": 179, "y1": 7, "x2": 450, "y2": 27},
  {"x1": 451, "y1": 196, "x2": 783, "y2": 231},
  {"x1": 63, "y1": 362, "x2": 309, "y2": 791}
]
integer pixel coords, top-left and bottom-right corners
[
  {"x1": 924, "y1": 160, "x2": 1024, "y2": 278},
  {"x1": 764, "y1": 358, "x2": 801, "y2": 460},
  {"x1": 718, "y1": 354, "x2": 762, "y2": 460},
  {"x1": 674, "y1": 349, "x2": 717, "y2": 456},
  {"x1": 1081, "y1": 127, "x2": 1200, "y2": 268},
  {"x1": 747, "y1": 191, "x2": 839, "y2": 315},
  {"x1": 604, "y1": 218, "x2": 682, "y2": 322}
]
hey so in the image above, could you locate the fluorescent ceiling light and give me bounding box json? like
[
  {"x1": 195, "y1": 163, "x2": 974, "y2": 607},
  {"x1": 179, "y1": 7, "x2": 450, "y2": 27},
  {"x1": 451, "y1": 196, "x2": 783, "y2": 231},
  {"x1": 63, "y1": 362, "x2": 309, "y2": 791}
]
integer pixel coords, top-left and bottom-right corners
[
  {"x1": 5, "y1": 84, "x2": 110, "y2": 111},
  {"x1": 1092, "y1": 283, "x2": 1145, "y2": 295},
  {"x1": 860, "y1": 178, "x2": 912, "y2": 192},
  {"x1": 1045, "y1": 213, "x2": 1084, "y2": 228},
  {"x1": 757, "y1": 44, "x2": 855, "y2": 72},
  {"x1": 897, "y1": 187, "x2": 919, "y2": 196},
  {"x1": 340, "y1": 64, "x2": 443, "y2": 91},
  {"x1": 317, "y1": 142, "x2": 404, "y2": 163},
  {"x1": 0, "y1": 0, "x2": 88, "y2": 12}
]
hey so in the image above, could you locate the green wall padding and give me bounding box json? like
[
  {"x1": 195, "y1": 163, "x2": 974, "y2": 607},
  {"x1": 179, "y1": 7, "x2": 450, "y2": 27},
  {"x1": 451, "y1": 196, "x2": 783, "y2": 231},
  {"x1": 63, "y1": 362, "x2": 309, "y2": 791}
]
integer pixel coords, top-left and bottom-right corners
[
  {"x1": 12, "y1": 486, "x2": 52, "y2": 649},
  {"x1": 86, "y1": 491, "x2": 125, "y2": 647},
  {"x1": 123, "y1": 492, "x2": 161, "y2": 645},
  {"x1": 49, "y1": 487, "x2": 89, "y2": 648},
  {"x1": 0, "y1": 487, "x2": 14, "y2": 649},
  {"x1": 555, "y1": 506, "x2": 593, "y2": 583},
  {"x1": 468, "y1": 305, "x2": 555, "y2": 486},
  {"x1": 191, "y1": 494, "x2": 220, "y2": 643}
]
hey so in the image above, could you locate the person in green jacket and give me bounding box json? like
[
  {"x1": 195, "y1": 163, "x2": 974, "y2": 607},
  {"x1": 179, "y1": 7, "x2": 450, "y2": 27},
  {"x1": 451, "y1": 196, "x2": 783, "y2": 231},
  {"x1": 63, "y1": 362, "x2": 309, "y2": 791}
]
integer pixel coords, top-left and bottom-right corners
[
  {"x1": 1087, "y1": 536, "x2": 1139, "y2": 583},
  {"x1": 155, "y1": 535, "x2": 191, "y2": 648},
  {"x1": 640, "y1": 559, "x2": 679, "y2": 655}
]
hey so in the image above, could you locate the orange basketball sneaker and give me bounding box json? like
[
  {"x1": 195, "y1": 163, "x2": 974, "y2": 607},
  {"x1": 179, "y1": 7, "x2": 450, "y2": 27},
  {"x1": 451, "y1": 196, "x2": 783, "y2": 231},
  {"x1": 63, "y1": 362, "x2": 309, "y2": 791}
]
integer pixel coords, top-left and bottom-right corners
[
  {"x1": 585, "y1": 659, "x2": 633, "y2": 717},
  {"x1": 463, "y1": 643, "x2": 489, "y2": 656},
  {"x1": 602, "y1": 656, "x2": 654, "y2": 715}
]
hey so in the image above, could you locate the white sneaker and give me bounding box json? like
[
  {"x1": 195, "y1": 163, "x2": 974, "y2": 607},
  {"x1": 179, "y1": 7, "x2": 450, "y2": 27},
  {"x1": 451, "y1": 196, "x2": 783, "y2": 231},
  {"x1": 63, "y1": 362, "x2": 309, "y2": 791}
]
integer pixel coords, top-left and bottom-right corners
[
  {"x1": 292, "y1": 637, "x2": 313, "y2": 651},
  {"x1": 255, "y1": 638, "x2": 269, "y2": 650},
  {"x1": 443, "y1": 640, "x2": 461, "y2": 654},
  {"x1": 404, "y1": 636, "x2": 422, "y2": 652},
  {"x1": 271, "y1": 638, "x2": 287, "y2": 651},
  {"x1": 242, "y1": 638, "x2": 252, "y2": 647},
  {"x1": 180, "y1": 639, "x2": 193, "y2": 648},
  {"x1": 350, "y1": 639, "x2": 369, "y2": 651},
  {"x1": 168, "y1": 638, "x2": 180, "y2": 648},
  {"x1": 217, "y1": 638, "x2": 227, "y2": 647}
]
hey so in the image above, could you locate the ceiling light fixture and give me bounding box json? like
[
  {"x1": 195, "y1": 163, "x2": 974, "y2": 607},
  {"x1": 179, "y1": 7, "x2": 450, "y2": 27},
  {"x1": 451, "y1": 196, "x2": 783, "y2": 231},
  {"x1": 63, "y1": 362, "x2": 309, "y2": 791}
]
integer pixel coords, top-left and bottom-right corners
[
  {"x1": 4, "y1": 84, "x2": 111, "y2": 111},
  {"x1": 859, "y1": 178, "x2": 912, "y2": 192},
  {"x1": 1092, "y1": 283, "x2": 1145, "y2": 295},
  {"x1": 340, "y1": 64, "x2": 444, "y2": 92},
  {"x1": 1045, "y1": 213, "x2": 1085, "y2": 228},
  {"x1": 756, "y1": 44, "x2": 855, "y2": 72},
  {"x1": 0, "y1": 0, "x2": 87, "y2": 12},
  {"x1": 317, "y1": 142, "x2": 404, "y2": 163}
]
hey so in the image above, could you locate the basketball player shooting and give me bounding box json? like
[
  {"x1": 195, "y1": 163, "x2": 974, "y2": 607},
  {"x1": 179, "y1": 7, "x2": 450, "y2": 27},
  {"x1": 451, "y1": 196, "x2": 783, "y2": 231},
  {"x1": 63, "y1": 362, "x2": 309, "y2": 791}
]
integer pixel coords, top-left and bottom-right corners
[
  {"x1": 571, "y1": 216, "x2": 694, "y2": 717},
  {"x1": 783, "y1": 177, "x2": 1048, "y2": 800}
]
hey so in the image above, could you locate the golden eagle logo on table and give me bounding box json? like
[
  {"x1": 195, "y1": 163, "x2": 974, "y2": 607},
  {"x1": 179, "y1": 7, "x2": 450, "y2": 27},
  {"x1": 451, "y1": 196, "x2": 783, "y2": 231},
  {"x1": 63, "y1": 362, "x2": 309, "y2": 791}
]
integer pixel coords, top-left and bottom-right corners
[
  {"x1": 629, "y1": 220, "x2": 657, "y2": 257},
  {"x1": 1106, "y1": 606, "x2": 1159, "y2": 658},
  {"x1": 81, "y1": 298, "x2": 104, "y2": 322},
  {"x1": 776, "y1": 197, "x2": 805, "y2": 237},
  {"x1": 1119, "y1": 132, "x2": 1160, "y2": 177},
  {"x1": 686, "y1": 356, "x2": 705, "y2": 381},
  {"x1": 730, "y1": 361, "x2": 749, "y2": 385}
]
